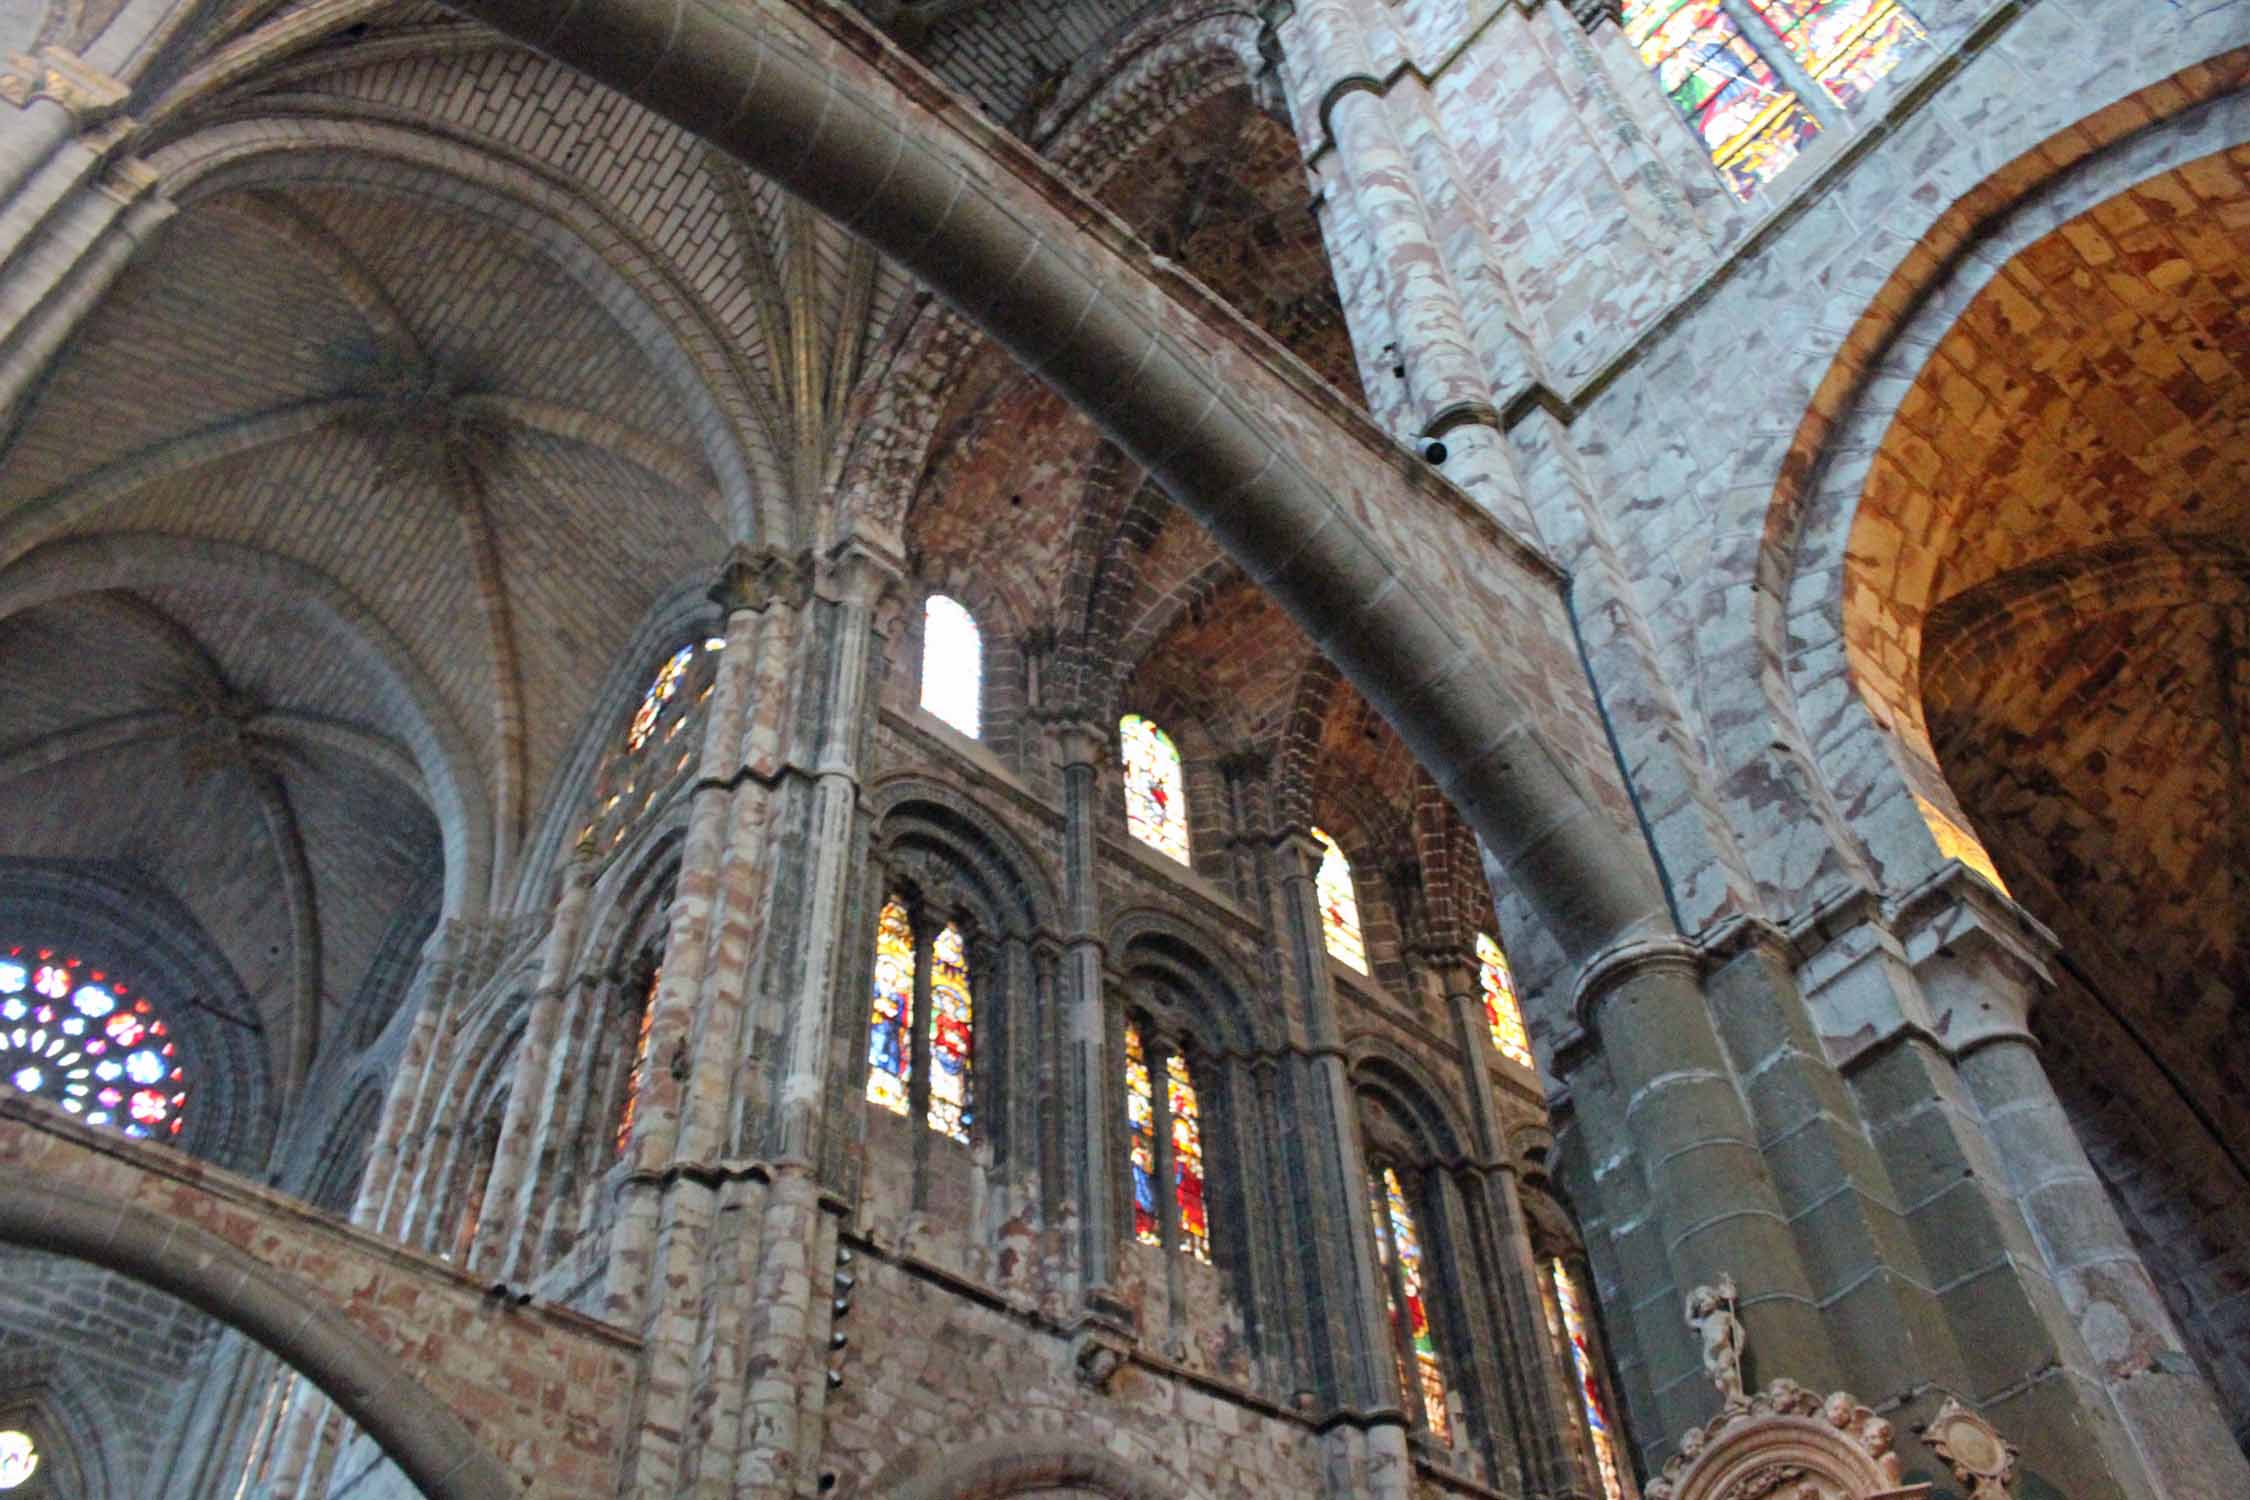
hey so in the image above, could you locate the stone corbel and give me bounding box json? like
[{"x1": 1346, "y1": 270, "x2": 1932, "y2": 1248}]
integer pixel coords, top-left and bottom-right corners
[
  {"x1": 708, "y1": 542, "x2": 813, "y2": 616},
  {"x1": 0, "y1": 47, "x2": 128, "y2": 127}
]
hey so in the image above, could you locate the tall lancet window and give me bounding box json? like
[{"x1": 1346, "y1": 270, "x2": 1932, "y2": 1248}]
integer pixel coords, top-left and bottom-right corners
[
  {"x1": 920, "y1": 595, "x2": 982, "y2": 738},
  {"x1": 1551, "y1": 1259, "x2": 1626, "y2": 1500},
  {"x1": 1370, "y1": 1166, "x2": 1450, "y2": 1438},
  {"x1": 1311, "y1": 828, "x2": 1367, "y2": 973},
  {"x1": 1119, "y1": 714, "x2": 1189, "y2": 864},
  {"x1": 927, "y1": 923, "x2": 973, "y2": 1143},
  {"x1": 1476, "y1": 932, "x2": 1535, "y2": 1071},
  {"x1": 867, "y1": 900, "x2": 916, "y2": 1116},
  {"x1": 615, "y1": 962, "x2": 661, "y2": 1155},
  {"x1": 866, "y1": 898, "x2": 976, "y2": 1141},
  {"x1": 1124, "y1": 1021, "x2": 1215, "y2": 1263}
]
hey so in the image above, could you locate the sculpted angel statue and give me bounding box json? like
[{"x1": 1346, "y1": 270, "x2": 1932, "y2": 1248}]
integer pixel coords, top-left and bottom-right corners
[{"x1": 1685, "y1": 1274, "x2": 1746, "y2": 1407}]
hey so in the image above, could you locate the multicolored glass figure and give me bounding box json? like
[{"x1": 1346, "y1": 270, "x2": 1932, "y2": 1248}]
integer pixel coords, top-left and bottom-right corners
[
  {"x1": 921, "y1": 595, "x2": 982, "y2": 739},
  {"x1": 1126, "y1": 1024, "x2": 1161, "y2": 1245},
  {"x1": 1311, "y1": 827, "x2": 1367, "y2": 973},
  {"x1": 0, "y1": 1430, "x2": 34, "y2": 1491},
  {"x1": 1747, "y1": 0, "x2": 1927, "y2": 109},
  {"x1": 1120, "y1": 714, "x2": 1190, "y2": 864},
  {"x1": 1552, "y1": 1258, "x2": 1626, "y2": 1500},
  {"x1": 867, "y1": 900, "x2": 915, "y2": 1116},
  {"x1": 615, "y1": 964, "x2": 660, "y2": 1156},
  {"x1": 0, "y1": 946, "x2": 185, "y2": 1139},
  {"x1": 1167, "y1": 1050, "x2": 1210, "y2": 1262},
  {"x1": 1385, "y1": 1168, "x2": 1451, "y2": 1438},
  {"x1": 1477, "y1": 932, "x2": 1535, "y2": 1071},
  {"x1": 927, "y1": 923, "x2": 973, "y2": 1143},
  {"x1": 627, "y1": 644, "x2": 699, "y2": 751},
  {"x1": 1624, "y1": 0, "x2": 1822, "y2": 199}
]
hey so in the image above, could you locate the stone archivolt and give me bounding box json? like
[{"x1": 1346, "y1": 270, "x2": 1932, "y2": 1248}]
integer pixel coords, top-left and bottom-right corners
[{"x1": 1644, "y1": 1381, "x2": 1921, "y2": 1500}]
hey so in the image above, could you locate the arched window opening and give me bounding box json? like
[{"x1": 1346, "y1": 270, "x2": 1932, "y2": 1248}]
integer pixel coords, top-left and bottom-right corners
[
  {"x1": 1369, "y1": 1166, "x2": 1450, "y2": 1439},
  {"x1": 920, "y1": 595, "x2": 982, "y2": 739},
  {"x1": 866, "y1": 898, "x2": 978, "y2": 1142},
  {"x1": 0, "y1": 946, "x2": 185, "y2": 1139},
  {"x1": 1126, "y1": 1023, "x2": 1161, "y2": 1246},
  {"x1": 585, "y1": 635, "x2": 725, "y2": 852},
  {"x1": 1550, "y1": 1259, "x2": 1626, "y2": 1500},
  {"x1": 1124, "y1": 1021, "x2": 1215, "y2": 1263},
  {"x1": 1119, "y1": 714, "x2": 1190, "y2": 864},
  {"x1": 1311, "y1": 828, "x2": 1367, "y2": 973},
  {"x1": 1621, "y1": 1, "x2": 1924, "y2": 201},
  {"x1": 0, "y1": 1430, "x2": 33, "y2": 1491},
  {"x1": 927, "y1": 923, "x2": 973, "y2": 1143},
  {"x1": 615, "y1": 962, "x2": 661, "y2": 1156},
  {"x1": 1476, "y1": 932, "x2": 1535, "y2": 1071},
  {"x1": 867, "y1": 899, "x2": 916, "y2": 1117}
]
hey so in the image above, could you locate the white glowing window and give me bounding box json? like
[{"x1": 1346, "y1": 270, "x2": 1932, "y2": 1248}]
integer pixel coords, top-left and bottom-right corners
[
  {"x1": 1312, "y1": 828, "x2": 1367, "y2": 973},
  {"x1": 0, "y1": 1430, "x2": 34, "y2": 1490},
  {"x1": 920, "y1": 595, "x2": 982, "y2": 739}
]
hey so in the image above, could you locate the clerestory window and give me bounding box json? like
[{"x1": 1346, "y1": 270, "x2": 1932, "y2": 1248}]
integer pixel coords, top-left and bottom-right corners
[
  {"x1": 866, "y1": 897, "x2": 975, "y2": 1144},
  {"x1": 1119, "y1": 714, "x2": 1189, "y2": 864},
  {"x1": 0, "y1": 946, "x2": 185, "y2": 1140},
  {"x1": 1621, "y1": 0, "x2": 1927, "y2": 200},
  {"x1": 1476, "y1": 931, "x2": 1535, "y2": 1071},
  {"x1": 1124, "y1": 1021, "x2": 1211, "y2": 1262},
  {"x1": 1311, "y1": 828, "x2": 1368, "y2": 974},
  {"x1": 919, "y1": 595, "x2": 982, "y2": 739}
]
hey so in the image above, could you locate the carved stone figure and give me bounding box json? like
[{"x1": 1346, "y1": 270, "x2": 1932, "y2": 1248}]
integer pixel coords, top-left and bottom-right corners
[{"x1": 1687, "y1": 1274, "x2": 1748, "y2": 1408}]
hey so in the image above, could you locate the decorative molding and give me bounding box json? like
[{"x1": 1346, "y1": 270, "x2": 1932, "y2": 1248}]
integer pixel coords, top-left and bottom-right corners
[
  {"x1": 1646, "y1": 1379, "x2": 1927, "y2": 1500},
  {"x1": 0, "y1": 47, "x2": 128, "y2": 126},
  {"x1": 1916, "y1": 1397, "x2": 2019, "y2": 1500}
]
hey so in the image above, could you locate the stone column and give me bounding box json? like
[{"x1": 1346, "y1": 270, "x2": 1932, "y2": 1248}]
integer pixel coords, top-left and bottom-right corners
[
  {"x1": 1053, "y1": 720, "x2": 1123, "y2": 1312},
  {"x1": 354, "y1": 924, "x2": 459, "y2": 1231},
  {"x1": 1267, "y1": 829, "x2": 1402, "y2": 1422},
  {"x1": 471, "y1": 836, "x2": 596, "y2": 1280},
  {"x1": 1906, "y1": 883, "x2": 2250, "y2": 1500},
  {"x1": 1435, "y1": 955, "x2": 1588, "y2": 1496},
  {"x1": 1275, "y1": 0, "x2": 1537, "y2": 541},
  {"x1": 603, "y1": 547, "x2": 795, "y2": 1497},
  {"x1": 1570, "y1": 943, "x2": 1837, "y2": 1444},
  {"x1": 726, "y1": 541, "x2": 901, "y2": 1500}
]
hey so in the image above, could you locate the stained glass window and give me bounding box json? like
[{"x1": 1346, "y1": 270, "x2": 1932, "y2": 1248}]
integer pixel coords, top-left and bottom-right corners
[
  {"x1": 1, "y1": 946, "x2": 185, "y2": 1138},
  {"x1": 921, "y1": 595, "x2": 982, "y2": 739},
  {"x1": 585, "y1": 636, "x2": 725, "y2": 853},
  {"x1": 615, "y1": 964, "x2": 660, "y2": 1156},
  {"x1": 1167, "y1": 1050, "x2": 1210, "y2": 1262},
  {"x1": 1476, "y1": 932, "x2": 1535, "y2": 1071},
  {"x1": 1369, "y1": 1182, "x2": 1416, "y2": 1403},
  {"x1": 1311, "y1": 828, "x2": 1367, "y2": 974},
  {"x1": 1552, "y1": 1259, "x2": 1626, "y2": 1500},
  {"x1": 1623, "y1": 0, "x2": 1822, "y2": 200},
  {"x1": 927, "y1": 923, "x2": 973, "y2": 1143},
  {"x1": 1381, "y1": 1167, "x2": 1450, "y2": 1438},
  {"x1": 867, "y1": 900, "x2": 915, "y2": 1116},
  {"x1": 1119, "y1": 714, "x2": 1190, "y2": 864},
  {"x1": 0, "y1": 1431, "x2": 34, "y2": 1491},
  {"x1": 1126, "y1": 1023, "x2": 1161, "y2": 1246},
  {"x1": 1747, "y1": 0, "x2": 1926, "y2": 109}
]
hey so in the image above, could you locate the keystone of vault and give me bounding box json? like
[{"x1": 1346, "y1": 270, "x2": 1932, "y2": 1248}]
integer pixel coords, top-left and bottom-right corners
[{"x1": 440, "y1": 0, "x2": 1671, "y2": 961}]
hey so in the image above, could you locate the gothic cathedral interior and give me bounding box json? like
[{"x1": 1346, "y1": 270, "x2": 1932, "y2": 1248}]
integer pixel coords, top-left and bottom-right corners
[{"x1": 0, "y1": 1, "x2": 2244, "y2": 1497}]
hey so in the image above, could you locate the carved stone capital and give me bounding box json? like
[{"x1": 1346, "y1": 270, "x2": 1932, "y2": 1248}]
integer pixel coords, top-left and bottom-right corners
[
  {"x1": 708, "y1": 543, "x2": 812, "y2": 615},
  {"x1": 0, "y1": 47, "x2": 128, "y2": 126},
  {"x1": 1567, "y1": 0, "x2": 1625, "y2": 31}
]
